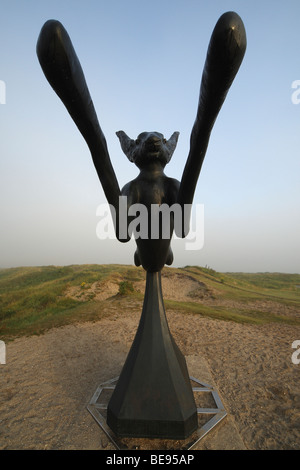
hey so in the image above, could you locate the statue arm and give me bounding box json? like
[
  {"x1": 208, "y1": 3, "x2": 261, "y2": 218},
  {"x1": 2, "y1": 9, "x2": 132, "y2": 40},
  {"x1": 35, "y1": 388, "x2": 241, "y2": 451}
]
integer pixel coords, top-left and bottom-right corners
[
  {"x1": 177, "y1": 12, "x2": 246, "y2": 236},
  {"x1": 36, "y1": 20, "x2": 121, "y2": 221}
]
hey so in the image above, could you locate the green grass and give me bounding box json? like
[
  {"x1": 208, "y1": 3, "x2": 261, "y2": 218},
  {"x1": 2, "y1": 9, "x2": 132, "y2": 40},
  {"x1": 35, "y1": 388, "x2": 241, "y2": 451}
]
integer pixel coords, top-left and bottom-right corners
[
  {"x1": 0, "y1": 264, "x2": 299, "y2": 340},
  {"x1": 0, "y1": 264, "x2": 144, "y2": 340},
  {"x1": 164, "y1": 299, "x2": 297, "y2": 325},
  {"x1": 118, "y1": 281, "x2": 135, "y2": 295},
  {"x1": 182, "y1": 266, "x2": 300, "y2": 303}
]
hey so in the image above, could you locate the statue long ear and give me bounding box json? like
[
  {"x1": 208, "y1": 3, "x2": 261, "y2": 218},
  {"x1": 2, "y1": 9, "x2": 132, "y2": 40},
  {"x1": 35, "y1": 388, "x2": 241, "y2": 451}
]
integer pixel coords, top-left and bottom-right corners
[
  {"x1": 166, "y1": 131, "x2": 180, "y2": 162},
  {"x1": 36, "y1": 19, "x2": 121, "y2": 213},
  {"x1": 116, "y1": 130, "x2": 135, "y2": 161}
]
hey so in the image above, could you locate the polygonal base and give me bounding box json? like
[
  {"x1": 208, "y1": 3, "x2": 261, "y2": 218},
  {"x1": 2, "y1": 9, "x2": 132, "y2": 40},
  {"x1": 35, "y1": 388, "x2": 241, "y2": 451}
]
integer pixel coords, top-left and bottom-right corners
[
  {"x1": 87, "y1": 376, "x2": 227, "y2": 450},
  {"x1": 107, "y1": 410, "x2": 197, "y2": 440}
]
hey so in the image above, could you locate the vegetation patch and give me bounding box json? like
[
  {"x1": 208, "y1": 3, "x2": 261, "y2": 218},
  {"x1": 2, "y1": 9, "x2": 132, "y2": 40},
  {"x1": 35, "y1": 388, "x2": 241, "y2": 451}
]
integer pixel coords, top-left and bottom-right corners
[
  {"x1": 118, "y1": 281, "x2": 135, "y2": 296},
  {"x1": 0, "y1": 264, "x2": 299, "y2": 340}
]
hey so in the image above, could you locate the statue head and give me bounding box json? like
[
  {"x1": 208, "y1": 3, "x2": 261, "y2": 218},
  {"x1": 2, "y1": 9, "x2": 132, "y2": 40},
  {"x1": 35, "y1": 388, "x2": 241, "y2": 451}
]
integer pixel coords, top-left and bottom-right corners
[{"x1": 116, "y1": 130, "x2": 179, "y2": 169}]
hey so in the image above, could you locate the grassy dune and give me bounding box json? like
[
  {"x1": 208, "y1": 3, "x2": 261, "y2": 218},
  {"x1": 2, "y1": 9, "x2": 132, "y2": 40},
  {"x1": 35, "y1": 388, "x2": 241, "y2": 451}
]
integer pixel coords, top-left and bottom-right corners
[{"x1": 0, "y1": 264, "x2": 299, "y2": 340}]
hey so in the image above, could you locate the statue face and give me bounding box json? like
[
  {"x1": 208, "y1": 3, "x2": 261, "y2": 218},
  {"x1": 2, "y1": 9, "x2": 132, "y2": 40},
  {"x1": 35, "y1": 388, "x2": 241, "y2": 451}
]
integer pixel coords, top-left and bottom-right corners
[
  {"x1": 133, "y1": 132, "x2": 168, "y2": 168},
  {"x1": 116, "y1": 130, "x2": 179, "y2": 169}
]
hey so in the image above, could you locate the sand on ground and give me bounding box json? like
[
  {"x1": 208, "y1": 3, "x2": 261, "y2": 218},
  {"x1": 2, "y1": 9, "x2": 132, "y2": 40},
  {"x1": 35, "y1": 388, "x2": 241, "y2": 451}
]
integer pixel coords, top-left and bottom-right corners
[{"x1": 1, "y1": 272, "x2": 300, "y2": 450}]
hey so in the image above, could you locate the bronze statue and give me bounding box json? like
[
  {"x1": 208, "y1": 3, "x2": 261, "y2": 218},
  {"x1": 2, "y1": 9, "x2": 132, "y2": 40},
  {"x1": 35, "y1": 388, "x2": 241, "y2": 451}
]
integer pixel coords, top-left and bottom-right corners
[{"x1": 37, "y1": 11, "x2": 246, "y2": 439}]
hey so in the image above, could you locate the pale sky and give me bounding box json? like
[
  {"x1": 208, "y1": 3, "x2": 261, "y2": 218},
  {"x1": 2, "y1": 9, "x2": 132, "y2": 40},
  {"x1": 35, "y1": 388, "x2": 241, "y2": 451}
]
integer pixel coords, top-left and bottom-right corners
[{"x1": 1, "y1": 0, "x2": 300, "y2": 273}]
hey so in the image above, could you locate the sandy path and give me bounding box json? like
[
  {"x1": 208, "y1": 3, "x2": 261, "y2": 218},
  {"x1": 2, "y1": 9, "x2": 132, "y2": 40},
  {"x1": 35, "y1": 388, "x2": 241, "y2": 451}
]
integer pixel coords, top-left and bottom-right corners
[{"x1": 1, "y1": 306, "x2": 299, "y2": 450}]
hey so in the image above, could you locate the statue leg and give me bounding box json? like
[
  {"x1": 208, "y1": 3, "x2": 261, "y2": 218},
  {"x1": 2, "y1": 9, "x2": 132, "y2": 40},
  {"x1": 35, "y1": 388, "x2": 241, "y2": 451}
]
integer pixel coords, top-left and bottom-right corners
[
  {"x1": 134, "y1": 248, "x2": 141, "y2": 267},
  {"x1": 166, "y1": 247, "x2": 174, "y2": 265}
]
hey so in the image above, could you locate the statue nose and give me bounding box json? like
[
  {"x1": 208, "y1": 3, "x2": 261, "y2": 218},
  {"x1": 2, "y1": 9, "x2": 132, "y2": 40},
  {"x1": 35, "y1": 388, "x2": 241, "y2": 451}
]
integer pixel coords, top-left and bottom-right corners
[{"x1": 146, "y1": 135, "x2": 161, "y2": 146}]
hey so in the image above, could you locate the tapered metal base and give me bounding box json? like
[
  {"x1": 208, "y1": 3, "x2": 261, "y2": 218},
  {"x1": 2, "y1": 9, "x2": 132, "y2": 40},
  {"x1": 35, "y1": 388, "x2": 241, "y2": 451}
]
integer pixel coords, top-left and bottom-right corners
[
  {"x1": 87, "y1": 376, "x2": 227, "y2": 450},
  {"x1": 106, "y1": 271, "x2": 198, "y2": 439}
]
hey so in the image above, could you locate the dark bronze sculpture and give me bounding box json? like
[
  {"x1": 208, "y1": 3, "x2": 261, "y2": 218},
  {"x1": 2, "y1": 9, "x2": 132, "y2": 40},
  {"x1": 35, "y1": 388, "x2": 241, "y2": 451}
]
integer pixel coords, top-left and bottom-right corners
[{"x1": 37, "y1": 11, "x2": 246, "y2": 439}]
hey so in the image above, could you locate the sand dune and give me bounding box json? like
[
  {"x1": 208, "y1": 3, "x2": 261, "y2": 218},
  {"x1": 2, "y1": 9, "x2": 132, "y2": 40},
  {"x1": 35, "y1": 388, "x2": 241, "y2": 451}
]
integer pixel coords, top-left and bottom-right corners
[{"x1": 1, "y1": 272, "x2": 300, "y2": 450}]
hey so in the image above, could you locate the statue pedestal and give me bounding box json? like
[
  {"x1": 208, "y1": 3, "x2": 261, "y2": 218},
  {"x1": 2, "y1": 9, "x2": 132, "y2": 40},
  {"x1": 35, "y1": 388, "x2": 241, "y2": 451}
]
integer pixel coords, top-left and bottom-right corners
[
  {"x1": 87, "y1": 375, "x2": 228, "y2": 450},
  {"x1": 106, "y1": 271, "x2": 198, "y2": 439}
]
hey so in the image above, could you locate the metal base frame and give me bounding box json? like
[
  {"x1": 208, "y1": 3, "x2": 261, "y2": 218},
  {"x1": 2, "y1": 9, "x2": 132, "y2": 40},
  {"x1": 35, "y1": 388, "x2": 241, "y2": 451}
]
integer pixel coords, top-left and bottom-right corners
[{"x1": 87, "y1": 376, "x2": 227, "y2": 450}]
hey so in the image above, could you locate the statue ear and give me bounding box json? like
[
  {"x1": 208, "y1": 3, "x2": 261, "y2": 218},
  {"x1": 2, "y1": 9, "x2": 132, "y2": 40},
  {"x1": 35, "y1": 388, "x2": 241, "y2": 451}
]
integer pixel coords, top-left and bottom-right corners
[
  {"x1": 166, "y1": 131, "x2": 180, "y2": 161},
  {"x1": 116, "y1": 130, "x2": 135, "y2": 161}
]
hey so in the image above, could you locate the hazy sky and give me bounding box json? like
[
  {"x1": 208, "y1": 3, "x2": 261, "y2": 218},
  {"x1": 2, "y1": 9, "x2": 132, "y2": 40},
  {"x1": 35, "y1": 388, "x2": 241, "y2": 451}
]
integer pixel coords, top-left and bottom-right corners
[{"x1": 1, "y1": 0, "x2": 299, "y2": 273}]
